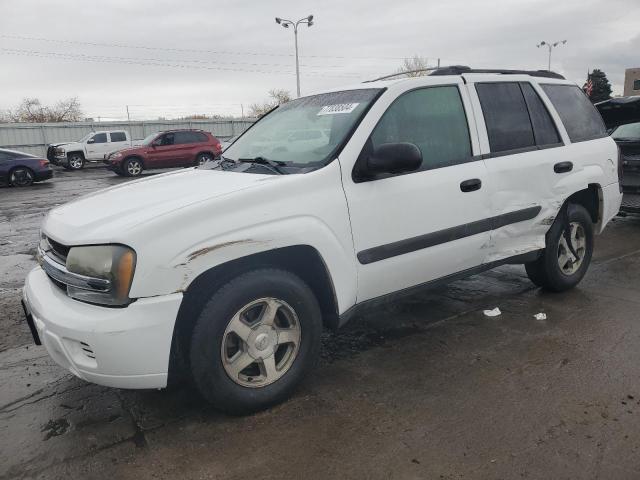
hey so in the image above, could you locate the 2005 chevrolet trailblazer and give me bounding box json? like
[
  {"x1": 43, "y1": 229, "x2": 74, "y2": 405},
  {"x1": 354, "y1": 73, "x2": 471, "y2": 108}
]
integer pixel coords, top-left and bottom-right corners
[{"x1": 23, "y1": 67, "x2": 622, "y2": 414}]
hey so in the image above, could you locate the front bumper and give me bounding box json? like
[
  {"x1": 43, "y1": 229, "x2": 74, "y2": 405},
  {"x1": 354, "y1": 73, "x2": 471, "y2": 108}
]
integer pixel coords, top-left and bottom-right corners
[{"x1": 22, "y1": 267, "x2": 182, "y2": 389}]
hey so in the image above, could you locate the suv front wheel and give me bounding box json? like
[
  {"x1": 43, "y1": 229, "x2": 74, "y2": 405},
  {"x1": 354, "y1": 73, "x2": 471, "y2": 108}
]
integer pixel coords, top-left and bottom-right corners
[
  {"x1": 525, "y1": 203, "x2": 594, "y2": 292},
  {"x1": 123, "y1": 157, "x2": 143, "y2": 177},
  {"x1": 65, "y1": 153, "x2": 85, "y2": 170},
  {"x1": 189, "y1": 268, "x2": 322, "y2": 414}
]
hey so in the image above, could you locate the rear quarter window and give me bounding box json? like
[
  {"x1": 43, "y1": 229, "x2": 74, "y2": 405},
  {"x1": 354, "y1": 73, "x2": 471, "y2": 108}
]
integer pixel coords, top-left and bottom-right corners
[{"x1": 541, "y1": 84, "x2": 607, "y2": 143}]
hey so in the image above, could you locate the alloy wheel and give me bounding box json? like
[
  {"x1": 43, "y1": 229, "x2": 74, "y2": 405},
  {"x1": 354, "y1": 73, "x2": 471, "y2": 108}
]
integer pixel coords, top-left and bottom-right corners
[
  {"x1": 68, "y1": 155, "x2": 83, "y2": 169},
  {"x1": 557, "y1": 222, "x2": 586, "y2": 275},
  {"x1": 221, "y1": 297, "x2": 301, "y2": 388},
  {"x1": 127, "y1": 160, "x2": 142, "y2": 176},
  {"x1": 10, "y1": 168, "x2": 34, "y2": 187}
]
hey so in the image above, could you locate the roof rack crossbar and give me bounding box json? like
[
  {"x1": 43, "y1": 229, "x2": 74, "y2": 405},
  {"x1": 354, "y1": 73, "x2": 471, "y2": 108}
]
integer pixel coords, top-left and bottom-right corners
[{"x1": 363, "y1": 65, "x2": 565, "y2": 83}]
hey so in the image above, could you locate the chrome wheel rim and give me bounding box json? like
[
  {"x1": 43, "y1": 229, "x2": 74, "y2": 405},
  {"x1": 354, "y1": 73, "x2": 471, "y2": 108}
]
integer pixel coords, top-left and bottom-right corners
[
  {"x1": 198, "y1": 155, "x2": 212, "y2": 166},
  {"x1": 127, "y1": 160, "x2": 142, "y2": 175},
  {"x1": 69, "y1": 156, "x2": 83, "y2": 169},
  {"x1": 557, "y1": 222, "x2": 586, "y2": 275},
  {"x1": 221, "y1": 297, "x2": 301, "y2": 388},
  {"x1": 11, "y1": 168, "x2": 33, "y2": 186}
]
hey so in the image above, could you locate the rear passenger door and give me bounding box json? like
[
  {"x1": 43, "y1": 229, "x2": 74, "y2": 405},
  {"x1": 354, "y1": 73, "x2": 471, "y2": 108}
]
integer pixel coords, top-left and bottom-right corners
[
  {"x1": 171, "y1": 131, "x2": 198, "y2": 166},
  {"x1": 468, "y1": 78, "x2": 566, "y2": 263}
]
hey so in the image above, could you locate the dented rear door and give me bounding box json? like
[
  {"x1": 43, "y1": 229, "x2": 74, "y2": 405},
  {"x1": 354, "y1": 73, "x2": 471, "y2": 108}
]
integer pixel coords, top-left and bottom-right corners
[{"x1": 465, "y1": 76, "x2": 569, "y2": 263}]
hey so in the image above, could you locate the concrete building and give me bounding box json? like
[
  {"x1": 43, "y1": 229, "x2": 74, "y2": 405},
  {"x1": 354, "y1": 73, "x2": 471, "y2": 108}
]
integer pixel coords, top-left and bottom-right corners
[{"x1": 624, "y1": 68, "x2": 640, "y2": 96}]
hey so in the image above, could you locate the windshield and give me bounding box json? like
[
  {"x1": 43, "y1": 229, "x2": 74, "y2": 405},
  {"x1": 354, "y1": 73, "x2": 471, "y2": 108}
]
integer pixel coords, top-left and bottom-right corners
[
  {"x1": 224, "y1": 88, "x2": 382, "y2": 166},
  {"x1": 141, "y1": 132, "x2": 160, "y2": 145},
  {"x1": 612, "y1": 122, "x2": 640, "y2": 140},
  {"x1": 77, "y1": 133, "x2": 93, "y2": 143}
]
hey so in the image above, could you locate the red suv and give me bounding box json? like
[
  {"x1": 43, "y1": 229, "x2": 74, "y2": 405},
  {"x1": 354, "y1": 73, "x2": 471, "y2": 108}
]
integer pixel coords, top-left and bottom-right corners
[{"x1": 104, "y1": 129, "x2": 222, "y2": 176}]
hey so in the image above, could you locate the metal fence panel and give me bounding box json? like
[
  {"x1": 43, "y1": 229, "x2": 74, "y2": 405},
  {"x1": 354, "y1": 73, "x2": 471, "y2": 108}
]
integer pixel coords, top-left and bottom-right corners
[{"x1": 0, "y1": 119, "x2": 255, "y2": 157}]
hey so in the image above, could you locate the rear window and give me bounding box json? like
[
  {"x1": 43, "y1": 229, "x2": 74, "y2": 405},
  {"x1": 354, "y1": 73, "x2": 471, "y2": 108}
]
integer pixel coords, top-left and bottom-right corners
[
  {"x1": 475, "y1": 82, "x2": 535, "y2": 153},
  {"x1": 110, "y1": 132, "x2": 127, "y2": 142},
  {"x1": 541, "y1": 84, "x2": 607, "y2": 143}
]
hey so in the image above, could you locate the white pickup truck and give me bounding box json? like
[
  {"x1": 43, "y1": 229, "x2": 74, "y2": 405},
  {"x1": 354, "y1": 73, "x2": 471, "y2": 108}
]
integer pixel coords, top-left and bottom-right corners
[
  {"x1": 47, "y1": 130, "x2": 132, "y2": 170},
  {"x1": 25, "y1": 67, "x2": 622, "y2": 414}
]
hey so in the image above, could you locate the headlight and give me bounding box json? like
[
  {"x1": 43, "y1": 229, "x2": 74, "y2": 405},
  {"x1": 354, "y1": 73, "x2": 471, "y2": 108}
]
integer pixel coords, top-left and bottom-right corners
[
  {"x1": 65, "y1": 245, "x2": 136, "y2": 306},
  {"x1": 111, "y1": 152, "x2": 123, "y2": 159},
  {"x1": 55, "y1": 148, "x2": 66, "y2": 155}
]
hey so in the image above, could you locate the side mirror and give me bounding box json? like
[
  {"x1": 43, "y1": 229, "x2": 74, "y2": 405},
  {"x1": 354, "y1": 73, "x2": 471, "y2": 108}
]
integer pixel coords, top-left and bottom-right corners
[
  {"x1": 366, "y1": 142, "x2": 422, "y2": 176},
  {"x1": 87, "y1": 138, "x2": 95, "y2": 144}
]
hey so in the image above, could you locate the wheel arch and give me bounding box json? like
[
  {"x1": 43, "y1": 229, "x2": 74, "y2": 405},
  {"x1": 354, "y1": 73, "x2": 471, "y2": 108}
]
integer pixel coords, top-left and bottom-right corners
[
  {"x1": 66, "y1": 150, "x2": 85, "y2": 159},
  {"x1": 167, "y1": 244, "x2": 339, "y2": 385},
  {"x1": 565, "y1": 183, "x2": 602, "y2": 230}
]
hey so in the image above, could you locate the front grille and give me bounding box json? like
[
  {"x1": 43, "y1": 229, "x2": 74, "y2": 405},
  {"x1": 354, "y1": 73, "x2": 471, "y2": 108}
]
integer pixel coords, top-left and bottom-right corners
[
  {"x1": 46, "y1": 237, "x2": 70, "y2": 263},
  {"x1": 46, "y1": 146, "x2": 56, "y2": 162}
]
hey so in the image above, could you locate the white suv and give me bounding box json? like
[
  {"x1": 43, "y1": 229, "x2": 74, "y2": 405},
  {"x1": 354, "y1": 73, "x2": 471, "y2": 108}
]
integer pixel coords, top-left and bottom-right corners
[{"x1": 23, "y1": 68, "x2": 622, "y2": 414}]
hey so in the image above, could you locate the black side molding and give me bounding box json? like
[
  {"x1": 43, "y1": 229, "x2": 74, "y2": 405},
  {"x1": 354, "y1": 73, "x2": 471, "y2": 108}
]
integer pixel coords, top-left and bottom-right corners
[{"x1": 357, "y1": 206, "x2": 541, "y2": 265}]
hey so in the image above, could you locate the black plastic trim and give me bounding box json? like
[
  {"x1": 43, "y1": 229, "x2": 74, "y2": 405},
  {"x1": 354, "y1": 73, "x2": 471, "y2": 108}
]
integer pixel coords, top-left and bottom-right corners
[
  {"x1": 339, "y1": 249, "x2": 543, "y2": 328},
  {"x1": 357, "y1": 206, "x2": 541, "y2": 264}
]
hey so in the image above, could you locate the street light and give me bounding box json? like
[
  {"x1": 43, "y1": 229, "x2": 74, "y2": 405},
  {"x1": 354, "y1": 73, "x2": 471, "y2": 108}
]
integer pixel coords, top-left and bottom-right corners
[
  {"x1": 275, "y1": 14, "x2": 314, "y2": 97},
  {"x1": 537, "y1": 40, "x2": 567, "y2": 71}
]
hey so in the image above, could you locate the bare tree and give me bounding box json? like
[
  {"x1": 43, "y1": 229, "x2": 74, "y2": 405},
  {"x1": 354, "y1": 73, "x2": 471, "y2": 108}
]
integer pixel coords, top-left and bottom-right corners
[
  {"x1": 395, "y1": 56, "x2": 431, "y2": 77},
  {"x1": 249, "y1": 89, "x2": 292, "y2": 118},
  {"x1": 4, "y1": 97, "x2": 82, "y2": 123}
]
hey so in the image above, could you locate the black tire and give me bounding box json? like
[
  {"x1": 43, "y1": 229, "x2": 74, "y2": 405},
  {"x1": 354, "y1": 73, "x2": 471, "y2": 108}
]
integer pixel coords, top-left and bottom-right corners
[
  {"x1": 525, "y1": 203, "x2": 594, "y2": 292},
  {"x1": 195, "y1": 152, "x2": 214, "y2": 167},
  {"x1": 9, "y1": 167, "x2": 34, "y2": 187},
  {"x1": 112, "y1": 165, "x2": 125, "y2": 176},
  {"x1": 189, "y1": 268, "x2": 322, "y2": 415},
  {"x1": 123, "y1": 157, "x2": 143, "y2": 177},
  {"x1": 66, "y1": 153, "x2": 85, "y2": 170}
]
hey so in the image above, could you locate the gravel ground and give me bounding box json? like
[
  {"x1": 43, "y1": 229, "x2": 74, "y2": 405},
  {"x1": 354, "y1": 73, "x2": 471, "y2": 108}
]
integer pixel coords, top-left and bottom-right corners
[{"x1": 2, "y1": 165, "x2": 640, "y2": 479}]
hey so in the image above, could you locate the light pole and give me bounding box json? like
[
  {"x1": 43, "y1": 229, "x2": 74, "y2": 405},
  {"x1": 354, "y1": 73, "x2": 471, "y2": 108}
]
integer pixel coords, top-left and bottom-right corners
[
  {"x1": 537, "y1": 40, "x2": 567, "y2": 71},
  {"x1": 275, "y1": 14, "x2": 314, "y2": 98}
]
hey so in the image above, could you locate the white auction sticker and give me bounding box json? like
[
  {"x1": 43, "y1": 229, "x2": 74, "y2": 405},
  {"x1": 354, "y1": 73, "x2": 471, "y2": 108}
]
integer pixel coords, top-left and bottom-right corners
[{"x1": 317, "y1": 103, "x2": 360, "y2": 115}]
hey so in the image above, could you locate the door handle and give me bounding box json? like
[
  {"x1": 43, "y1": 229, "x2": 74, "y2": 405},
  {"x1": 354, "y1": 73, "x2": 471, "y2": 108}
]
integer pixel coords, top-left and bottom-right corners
[
  {"x1": 460, "y1": 178, "x2": 482, "y2": 192},
  {"x1": 554, "y1": 161, "x2": 573, "y2": 173}
]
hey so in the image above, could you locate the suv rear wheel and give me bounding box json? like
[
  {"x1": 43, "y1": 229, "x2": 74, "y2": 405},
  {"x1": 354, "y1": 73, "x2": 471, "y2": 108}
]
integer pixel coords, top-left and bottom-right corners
[
  {"x1": 195, "y1": 153, "x2": 214, "y2": 167},
  {"x1": 123, "y1": 157, "x2": 143, "y2": 177},
  {"x1": 189, "y1": 268, "x2": 322, "y2": 414},
  {"x1": 65, "y1": 153, "x2": 85, "y2": 170},
  {"x1": 525, "y1": 203, "x2": 594, "y2": 292}
]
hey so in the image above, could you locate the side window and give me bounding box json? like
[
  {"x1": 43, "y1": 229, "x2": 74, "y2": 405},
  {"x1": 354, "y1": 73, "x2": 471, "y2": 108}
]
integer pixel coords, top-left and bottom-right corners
[
  {"x1": 91, "y1": 133, "x2": 108, "y2": 144},
  {"x1": 110, "y1": 132, "x2": 127, "y2": 142},
  {"x1": 475, "y1": 82, "x2": 534, "y2": 153},
  {"x1": 160, "y1": 133, "x2": 175, "y2": 146},
  {"x1": 0, "y1": 151, "x2": 9, "y2": 161},
  {"x1": 369, "y1": 86, "x2": 472, "y2": 171},
  {"x1": 541, "y1": 84, "x2": 607, "y2": 143},
  {"x1": 634, "y1": 79, "x2": 640, "y2": 91},
  {"x1": 520, "y1": 83, "x2": 561, "y2": 147}
]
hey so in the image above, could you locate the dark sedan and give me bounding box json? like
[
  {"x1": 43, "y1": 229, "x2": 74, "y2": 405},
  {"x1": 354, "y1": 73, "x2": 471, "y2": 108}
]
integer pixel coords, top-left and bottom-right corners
[{"x1": 0, "y1": 148, "x2": 53, "y2": 187}]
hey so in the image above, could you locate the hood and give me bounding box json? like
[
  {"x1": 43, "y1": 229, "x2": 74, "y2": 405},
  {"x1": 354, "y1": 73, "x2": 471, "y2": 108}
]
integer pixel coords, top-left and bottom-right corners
[
  {"x1": 44, "y1": 168, "x2": 276, "y2": 244},
  {"x1": 48, "y1": 142, "x2": 70, "y2": 148}
]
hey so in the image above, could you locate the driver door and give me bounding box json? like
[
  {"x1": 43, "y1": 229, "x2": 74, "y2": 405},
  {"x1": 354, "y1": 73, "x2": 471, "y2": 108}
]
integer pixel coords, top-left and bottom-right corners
[{"x1": 341, "y1": 83, "x2": 492, "y2": 303}]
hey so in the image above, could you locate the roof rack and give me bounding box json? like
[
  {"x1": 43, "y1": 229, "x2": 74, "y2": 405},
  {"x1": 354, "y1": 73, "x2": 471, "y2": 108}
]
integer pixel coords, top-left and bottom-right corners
[{"x1": 364, "y1": 65, "x2": 565, "y2": 83}]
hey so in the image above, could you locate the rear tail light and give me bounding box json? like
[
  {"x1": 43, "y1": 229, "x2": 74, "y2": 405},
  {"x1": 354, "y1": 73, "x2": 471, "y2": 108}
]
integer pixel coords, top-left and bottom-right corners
[
  {"x1": 39, "y1": 160, "x2": 50, "y2": 167},
  {"x1": 617, "y1": 145, "x2": 623, "y2": 193},
  {"x1": 215, "y1": 142, "x2": 222, "y2": 153}
]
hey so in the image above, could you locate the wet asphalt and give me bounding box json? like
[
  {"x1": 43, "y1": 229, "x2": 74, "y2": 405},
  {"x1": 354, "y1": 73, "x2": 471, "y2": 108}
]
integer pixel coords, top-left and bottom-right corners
[{"x1": 1, "y1": 165, "x2": 640, "y2": 479}]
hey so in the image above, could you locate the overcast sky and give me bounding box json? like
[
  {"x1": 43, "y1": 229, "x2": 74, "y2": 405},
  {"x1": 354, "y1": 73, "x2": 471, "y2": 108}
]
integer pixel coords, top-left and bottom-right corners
[{"x1": 1, "y1": 0, "x2": 638, "y2": 120}]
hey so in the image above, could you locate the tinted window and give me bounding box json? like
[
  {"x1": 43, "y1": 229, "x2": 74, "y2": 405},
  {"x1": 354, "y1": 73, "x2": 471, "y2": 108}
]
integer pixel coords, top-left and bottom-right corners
[
  {"x1": 520, "y1": 83, "x2": 561, "y2": 146},
  {"x1": 634, "y1": 79, "x2": 640, "y2": 91},
  {"x1": 369, "y1": 86, "x2": 472, "y2": 171},
  {"x1": 612, "y1": 122, "x2": 640, "y2": 140},
  {"x1": 193, "y1": 132, "x2": 208, "y2": 142},
  {"x1": 92, "y1": 133, "x2": 108, "y2": 144},
  {"x1": 541, "y1": 84, "x2": 606, "y2": 143},
  {"x1": 173, "y1": 131, "x2": 192, "y2": 144},
  {"x1": 160, "y1": 133, "x2": 175, "y2": 146},
  {"x1": 110, "y1": 132, "x2": 126, "y2": 142},
  {"x1": 476, "y1": 82, "x2": 535, "y2": 153},
  {"x1": 0, "y1": 151, "x2": 9, "y2": 161}
]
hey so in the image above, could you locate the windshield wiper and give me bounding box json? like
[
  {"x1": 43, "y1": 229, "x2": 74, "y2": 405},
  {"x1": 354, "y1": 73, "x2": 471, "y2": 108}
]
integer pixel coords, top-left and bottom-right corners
[{"x1": 237, "y1": 156, "x2": 288, "y2": 175}]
